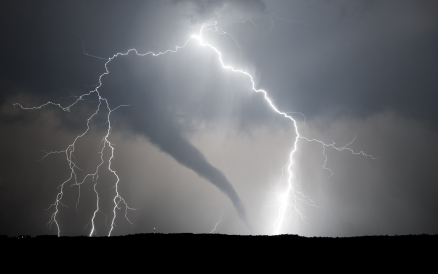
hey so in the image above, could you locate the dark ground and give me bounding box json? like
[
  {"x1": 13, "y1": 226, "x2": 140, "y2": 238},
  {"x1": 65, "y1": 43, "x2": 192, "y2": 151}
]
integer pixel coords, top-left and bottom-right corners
[{"x1": 3, "y1": 234, "x2": 434, "y2": 265}]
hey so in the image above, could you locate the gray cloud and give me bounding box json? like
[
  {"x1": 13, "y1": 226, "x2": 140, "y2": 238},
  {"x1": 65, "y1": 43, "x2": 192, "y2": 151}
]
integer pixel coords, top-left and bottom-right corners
[
  {"x1": 294, "y1": 111, "x2": 438, "y2": 236},
  {"x1": 2, "y1": 0, "x2": 438, "y2": 236},
  {"x1": 324, "y1": 0, "x2": 381, "y2": 18},
  {"x1": 255, "y1": 0, "x2": 438, "y2": 123},
  {"x1": 172, "y1": 0, "x2": 267, "y2": 23}
]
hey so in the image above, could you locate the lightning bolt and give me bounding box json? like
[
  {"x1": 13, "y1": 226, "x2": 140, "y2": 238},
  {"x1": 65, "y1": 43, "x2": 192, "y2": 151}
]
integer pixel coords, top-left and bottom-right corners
[
  {"x1": 193, "y1": 23, "x2": 376, "y2": 234},
  {"x1": 210, "y1": 209, "x2": 224, "y2": 233},
  {"x1": 14, "y1": 21, "x2": 375, "y2": 236}
]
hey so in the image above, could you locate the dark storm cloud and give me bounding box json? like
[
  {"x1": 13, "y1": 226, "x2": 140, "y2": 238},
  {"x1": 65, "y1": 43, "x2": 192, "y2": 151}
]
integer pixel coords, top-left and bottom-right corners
[
  {"x1": 295, "y1": 112, "x2": 438, "y2": 236},
  {"x1": 324, "y1": 0, "x2": 381, "y2": 18},
  {"x1": 256, "y1": 0, "x2": 438, "y2": 124},
  {"x1": 0, "y1": 1, "x2": 187, "y2": 110},
  {"x1": 2, "y1": 0, "x2": 438, "y2": 237}
]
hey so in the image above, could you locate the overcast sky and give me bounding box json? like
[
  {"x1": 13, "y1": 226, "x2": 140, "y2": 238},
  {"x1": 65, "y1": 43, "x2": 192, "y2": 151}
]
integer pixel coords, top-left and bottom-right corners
[{"x1": 1, "y1": 0, "x2": 438, "y2": 237}]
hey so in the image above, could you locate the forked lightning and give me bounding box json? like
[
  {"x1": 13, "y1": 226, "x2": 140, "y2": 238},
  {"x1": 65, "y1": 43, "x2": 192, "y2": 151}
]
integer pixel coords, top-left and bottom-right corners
[{"x1": 14, "y1": 21, "x2": 375, "y2": 236}]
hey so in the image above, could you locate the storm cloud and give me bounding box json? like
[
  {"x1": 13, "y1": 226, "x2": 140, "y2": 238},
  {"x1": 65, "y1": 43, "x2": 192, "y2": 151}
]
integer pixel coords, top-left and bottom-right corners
[
  {"x1": 98, "y1": 48, "x2": 257, "y2": 228},
  {"x1": 1, "y1": 0, "x2": 438, "y2": 236}
]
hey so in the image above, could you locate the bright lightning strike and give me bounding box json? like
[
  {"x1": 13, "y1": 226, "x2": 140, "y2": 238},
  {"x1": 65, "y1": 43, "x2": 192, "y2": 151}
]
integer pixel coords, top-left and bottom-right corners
[
  {"x1": 14, "y1": 21, "x2": 375, "y2": 236},
  {"x1": 210, "y1": 209, "x2": 224, "y2": 233},
  {"x1": 193, "y1": 23, "x2": 376, "y2": 235}
]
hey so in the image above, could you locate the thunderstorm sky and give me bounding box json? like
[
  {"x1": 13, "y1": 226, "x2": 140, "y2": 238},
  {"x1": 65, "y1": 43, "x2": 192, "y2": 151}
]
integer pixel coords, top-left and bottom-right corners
[{"x1": 1, "y1": 0, "x2": 438, "y2": 237}]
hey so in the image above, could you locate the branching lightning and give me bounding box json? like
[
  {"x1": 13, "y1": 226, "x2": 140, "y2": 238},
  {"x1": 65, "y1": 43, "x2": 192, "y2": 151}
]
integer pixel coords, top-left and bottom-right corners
[
  {"x1": 14, "y1": 20, "x2": 375, "y2": 236},
  {"x1": 193, "y1": 23, "x2": 376, "y2": 234}
]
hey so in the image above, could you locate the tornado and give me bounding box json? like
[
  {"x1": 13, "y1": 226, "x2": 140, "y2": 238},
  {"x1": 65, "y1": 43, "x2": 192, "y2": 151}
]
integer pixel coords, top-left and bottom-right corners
[{"x1": 137, "y1": 116, "x2": 250, "y2": 229}]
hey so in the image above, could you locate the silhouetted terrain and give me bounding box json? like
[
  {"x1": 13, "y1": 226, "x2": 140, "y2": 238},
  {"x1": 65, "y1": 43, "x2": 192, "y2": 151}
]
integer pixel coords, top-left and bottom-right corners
[
  {"x1": 3, "y1": 233, "x2": 436, "y2": 243},
  {"x1": 3, "y1": 233, "x2": 436, "y2": 262}
]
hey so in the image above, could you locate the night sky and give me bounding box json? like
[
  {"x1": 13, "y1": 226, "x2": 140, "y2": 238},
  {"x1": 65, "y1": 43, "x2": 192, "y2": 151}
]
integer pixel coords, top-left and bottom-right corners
[{"x1": 1, "y1": 0, "x2": 438, "y2": 237}]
